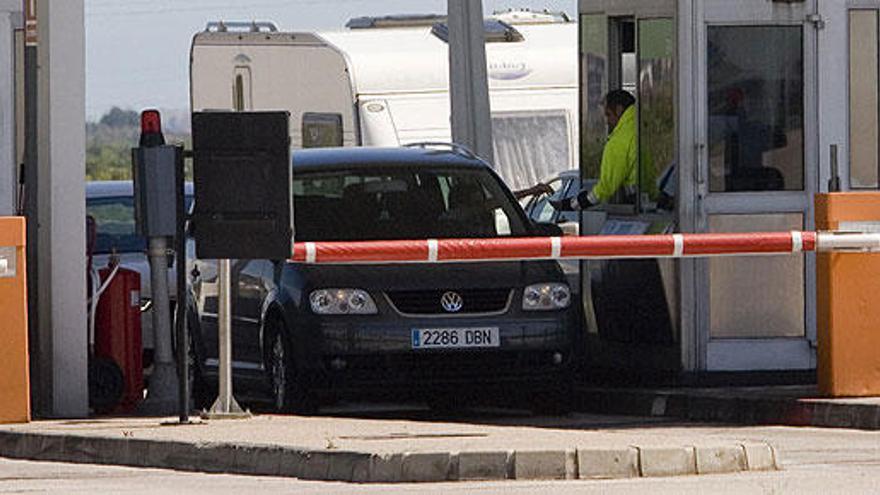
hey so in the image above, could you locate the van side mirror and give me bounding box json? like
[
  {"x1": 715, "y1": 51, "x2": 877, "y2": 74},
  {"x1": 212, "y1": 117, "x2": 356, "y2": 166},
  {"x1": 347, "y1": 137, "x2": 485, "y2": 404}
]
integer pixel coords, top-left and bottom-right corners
[{"x1": 532, "y1": 221, "x2": 563, "y2": 237}]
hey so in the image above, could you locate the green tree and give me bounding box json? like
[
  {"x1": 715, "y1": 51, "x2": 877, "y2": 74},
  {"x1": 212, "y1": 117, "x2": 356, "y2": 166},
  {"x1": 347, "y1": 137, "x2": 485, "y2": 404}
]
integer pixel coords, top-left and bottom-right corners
[
  {"x1": 87, "y1": 107, "x2": 191, "y2": 181},
  {"x1": 99, "y1": 107, "x2": 139, "y2": 128}
]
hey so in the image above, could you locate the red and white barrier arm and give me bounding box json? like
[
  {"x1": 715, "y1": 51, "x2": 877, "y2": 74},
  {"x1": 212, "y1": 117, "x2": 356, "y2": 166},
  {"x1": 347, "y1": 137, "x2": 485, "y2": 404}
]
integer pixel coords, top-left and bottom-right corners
[{"x1": 290, "y1": 231, "x2": 880, "y2": 265}]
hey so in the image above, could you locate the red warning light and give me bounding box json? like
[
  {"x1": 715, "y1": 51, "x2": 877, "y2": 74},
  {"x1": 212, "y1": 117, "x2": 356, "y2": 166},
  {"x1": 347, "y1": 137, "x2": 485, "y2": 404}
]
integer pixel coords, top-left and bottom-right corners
[
  {"x1": 139, "y1": 109, "x2": 166, "y2": 147},
  {"x1": 141, "y1": 110, "x2": 161, "y2": 134}
]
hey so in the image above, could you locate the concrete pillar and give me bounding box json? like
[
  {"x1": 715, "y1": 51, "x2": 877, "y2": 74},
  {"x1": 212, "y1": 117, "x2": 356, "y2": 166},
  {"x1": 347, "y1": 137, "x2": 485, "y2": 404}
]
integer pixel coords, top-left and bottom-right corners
[
  {"x1": 447, "y1": 0, "x2": 494, "y2": 163},
  {"x1": 0, "y1": 0, "x2": 20, "y2": 216},
  {"x1": 34, "y1": 0, "x2": 87, "y2": 418}
]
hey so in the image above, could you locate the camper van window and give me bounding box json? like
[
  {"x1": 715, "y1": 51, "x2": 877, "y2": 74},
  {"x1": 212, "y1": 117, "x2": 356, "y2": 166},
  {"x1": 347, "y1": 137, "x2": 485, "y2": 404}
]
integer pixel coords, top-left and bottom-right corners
[
  {"x1": 232, "y1": 66, "x2": 252, "y2": 111},
  {"x1": 302, "y1": 113, "x2": 344, "y2": 148},
  {"x1": 491, "y1": 111, "x2": 571, "y2": 192},
  {"x1": 233, "y1": 75, "x2": 245, "y2": 111}
]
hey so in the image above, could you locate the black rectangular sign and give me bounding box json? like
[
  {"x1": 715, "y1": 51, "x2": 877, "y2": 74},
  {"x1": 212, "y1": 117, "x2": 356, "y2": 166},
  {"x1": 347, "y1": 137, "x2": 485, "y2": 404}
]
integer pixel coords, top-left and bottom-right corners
[{"x1": 191, "y1": 111, "x2": 292, "y2": 259}]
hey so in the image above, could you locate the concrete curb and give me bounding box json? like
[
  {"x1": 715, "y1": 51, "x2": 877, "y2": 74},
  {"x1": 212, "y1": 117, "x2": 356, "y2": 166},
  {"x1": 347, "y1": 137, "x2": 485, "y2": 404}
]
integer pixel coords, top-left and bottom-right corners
[
  {"x1": 576, "y1": 387, "x2": 880, "y2": 430},
  {"x1": 0, "y1": 430, "x2": 777, "y2": 483}
]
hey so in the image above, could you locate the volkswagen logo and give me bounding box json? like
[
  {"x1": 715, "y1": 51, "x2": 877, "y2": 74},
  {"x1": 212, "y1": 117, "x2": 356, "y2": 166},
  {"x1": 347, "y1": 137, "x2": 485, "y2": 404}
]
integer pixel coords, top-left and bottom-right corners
[{"x1": 440, "y1": 291, "x2": 464, "y2": 313}]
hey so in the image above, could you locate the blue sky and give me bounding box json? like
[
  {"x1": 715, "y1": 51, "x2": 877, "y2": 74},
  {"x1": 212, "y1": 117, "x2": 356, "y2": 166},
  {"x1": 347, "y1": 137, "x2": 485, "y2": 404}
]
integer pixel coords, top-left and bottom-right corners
[{"x1": 84, "y1": 0, "x2": 575, "y2": 121}]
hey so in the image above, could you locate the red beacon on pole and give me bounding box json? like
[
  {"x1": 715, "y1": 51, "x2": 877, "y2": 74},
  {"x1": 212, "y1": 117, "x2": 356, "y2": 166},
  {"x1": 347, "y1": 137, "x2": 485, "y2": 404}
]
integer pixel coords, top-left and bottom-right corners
[{"x1": 139, "y1": 109, "x2": 166, "y2": 147}]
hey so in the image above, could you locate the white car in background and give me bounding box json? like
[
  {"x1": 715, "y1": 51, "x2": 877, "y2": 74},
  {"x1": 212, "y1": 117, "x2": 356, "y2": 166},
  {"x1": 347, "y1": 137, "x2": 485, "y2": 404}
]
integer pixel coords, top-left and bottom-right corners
[{"x1": 86, "y1": 180, "x2": 192, "y2": 369}]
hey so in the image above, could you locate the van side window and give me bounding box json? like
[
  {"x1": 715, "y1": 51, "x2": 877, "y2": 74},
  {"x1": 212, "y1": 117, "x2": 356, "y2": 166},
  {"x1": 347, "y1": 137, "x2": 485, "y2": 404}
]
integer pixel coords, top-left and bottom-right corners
[
  {"x1": 302, "y1": 113, "x2": 344, "y2": 148},
  {"x1": 232, "y1": 66, "x2": 252, "y2": 111}
]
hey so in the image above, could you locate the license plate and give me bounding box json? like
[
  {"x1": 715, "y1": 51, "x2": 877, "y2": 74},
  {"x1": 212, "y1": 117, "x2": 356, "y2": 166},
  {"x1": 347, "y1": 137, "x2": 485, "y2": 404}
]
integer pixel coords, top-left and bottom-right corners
[{"x1": 411, "y1": 327, "x2": 500, "y2": 349}]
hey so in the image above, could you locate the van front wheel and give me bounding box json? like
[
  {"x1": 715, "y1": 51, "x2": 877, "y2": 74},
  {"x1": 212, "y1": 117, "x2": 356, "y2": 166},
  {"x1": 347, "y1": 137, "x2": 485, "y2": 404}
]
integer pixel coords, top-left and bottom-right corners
[{"x1": 265, "y1": 318, "x2": 315, "y2": 415}]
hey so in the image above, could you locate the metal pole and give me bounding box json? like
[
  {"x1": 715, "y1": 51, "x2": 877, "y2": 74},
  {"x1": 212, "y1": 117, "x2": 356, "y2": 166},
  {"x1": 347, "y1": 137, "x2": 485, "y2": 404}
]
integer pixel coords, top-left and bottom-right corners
[
  {"x1": 22, "y1": 0, "x2": 40, "y2": 415},
  {"x1": 175, "y1": 150, "x2": 188, "y2": 423},
  {"x1": 448, "y1": 0, "x2": 494, "y2": 164},
  {"x1": 204, "y1": 259, "x2": 247, "y2": 418},
  {"x1": 218, "y1": 259, "x2": 232, "y2": 408},
  {"x1": 139, "y1": 236, "x2": 179, "y2": 415}
]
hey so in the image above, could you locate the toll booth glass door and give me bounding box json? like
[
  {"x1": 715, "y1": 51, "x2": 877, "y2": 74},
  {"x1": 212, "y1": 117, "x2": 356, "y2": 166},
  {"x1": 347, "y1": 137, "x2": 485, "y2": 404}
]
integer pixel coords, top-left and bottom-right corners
[
  {"x1": 707, "y1": 27, "x2": 804, "y2": 193},
  {"x1": 698, "y1": 18, "x2": 817, "y2": 371}
]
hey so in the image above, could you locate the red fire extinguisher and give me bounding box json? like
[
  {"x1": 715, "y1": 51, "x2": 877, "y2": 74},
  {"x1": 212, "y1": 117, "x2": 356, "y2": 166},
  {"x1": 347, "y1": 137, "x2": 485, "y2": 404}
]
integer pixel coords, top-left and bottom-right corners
[{"x1": 91, "y1": 262, "x2": 144, "y2": 414}]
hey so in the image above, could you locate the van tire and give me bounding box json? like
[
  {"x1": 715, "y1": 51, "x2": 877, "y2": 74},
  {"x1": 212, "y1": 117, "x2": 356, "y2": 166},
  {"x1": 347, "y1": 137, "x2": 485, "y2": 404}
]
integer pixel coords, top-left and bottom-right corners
[{"x1": 265, "y1": 316, "x2": 316, "y2": 415}]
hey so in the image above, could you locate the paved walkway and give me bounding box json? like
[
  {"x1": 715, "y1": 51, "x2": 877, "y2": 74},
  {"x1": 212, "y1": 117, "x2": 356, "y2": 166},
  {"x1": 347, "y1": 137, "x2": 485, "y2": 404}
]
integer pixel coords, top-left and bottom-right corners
[
  {"x1": 5, "y1": 384, "x2": 873, "y2": 483},
  {"x1": 576, "y1": 385, "x2": 880, "y2": 430},
  {"x1": 0, "y1": 409, "x2": 777, "y2": 483}
]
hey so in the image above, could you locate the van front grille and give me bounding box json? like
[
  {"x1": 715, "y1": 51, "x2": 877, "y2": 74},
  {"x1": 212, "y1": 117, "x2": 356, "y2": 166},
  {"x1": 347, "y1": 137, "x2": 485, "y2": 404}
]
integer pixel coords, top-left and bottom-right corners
[{"x1": 385, "y1": 288, "x2": 512, "y2": 315}]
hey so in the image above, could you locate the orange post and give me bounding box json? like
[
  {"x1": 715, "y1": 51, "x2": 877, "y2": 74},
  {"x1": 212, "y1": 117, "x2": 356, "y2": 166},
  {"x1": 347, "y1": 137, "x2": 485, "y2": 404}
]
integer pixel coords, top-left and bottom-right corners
[
  {"x1": 0, "y1": 217, "x2": 30, "y2": 423},
  {"x1": 816, "y1": 193, "x2": 880, "y2": 397}
]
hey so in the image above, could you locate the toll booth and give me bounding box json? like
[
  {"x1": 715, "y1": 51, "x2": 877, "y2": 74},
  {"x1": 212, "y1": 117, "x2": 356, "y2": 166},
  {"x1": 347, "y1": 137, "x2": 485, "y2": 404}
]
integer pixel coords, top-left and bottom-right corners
[{"x1": 577, "y1": 0, "x2": 871, "y2": 377}]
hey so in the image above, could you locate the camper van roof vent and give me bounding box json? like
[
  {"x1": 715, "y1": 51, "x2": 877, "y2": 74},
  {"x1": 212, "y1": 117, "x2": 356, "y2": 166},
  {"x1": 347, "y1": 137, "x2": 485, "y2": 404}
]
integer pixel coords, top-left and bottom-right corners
[
  {"x1": 205, "y1": 21, "x2": 279, "y2": 33},
  {"x1": 491, "y1": 8, "x2": 572, "y2": 24},
  {"x1": 431, "y1": 19, "x2": 524, "y2": 43},
  {"x1": 346, "y1": 14, "x2": 446, "y2": 29}
]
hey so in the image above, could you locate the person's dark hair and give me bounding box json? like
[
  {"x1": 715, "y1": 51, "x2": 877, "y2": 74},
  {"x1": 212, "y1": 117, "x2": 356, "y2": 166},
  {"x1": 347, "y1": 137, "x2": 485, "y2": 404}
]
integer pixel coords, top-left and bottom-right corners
[{"x1": 604, "y1": 90, "x2": 635, "y2": 111}]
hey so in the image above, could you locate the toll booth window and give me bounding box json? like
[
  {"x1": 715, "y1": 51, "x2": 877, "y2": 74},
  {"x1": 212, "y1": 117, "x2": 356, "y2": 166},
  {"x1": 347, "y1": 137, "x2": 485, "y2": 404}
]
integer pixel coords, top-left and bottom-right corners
[
  {"x1": 849, "y1": 10, "x2": 880, "y2": 189},
  {"x1": 491, "y1": 111, "x2": 570, "y2": 191},
  {"x1": 579, "y1": 14, "x2": 608, "y2": 183},
  {"x1": 617, "y1": 20, "x2": 636, "y2": 95},
  {"x1": 579, "y1": 16, "x2": 641, "y2": 208},
  {"x1": 638, "y1": 18, "x2": 675, "y2": 212},
  {"x1": 707, "y1": 26, "x2": 804, "y2": 192}
]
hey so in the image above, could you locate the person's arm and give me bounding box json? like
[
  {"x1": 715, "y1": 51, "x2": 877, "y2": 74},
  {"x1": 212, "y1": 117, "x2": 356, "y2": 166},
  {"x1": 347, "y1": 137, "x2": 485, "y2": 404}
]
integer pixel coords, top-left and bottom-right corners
[{"x1": 513, "y1": 182, "x2": 553, "y2": 200}]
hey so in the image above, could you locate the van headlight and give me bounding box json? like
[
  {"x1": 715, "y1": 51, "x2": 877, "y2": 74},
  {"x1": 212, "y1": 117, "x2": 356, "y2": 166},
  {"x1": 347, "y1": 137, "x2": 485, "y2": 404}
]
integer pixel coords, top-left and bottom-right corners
[
  {"x1": 309, "y1": 289, "x2": 378, "y2": 315},
  {"x1": 522, "y1": 283, "x2": 571, "y2": 311}
]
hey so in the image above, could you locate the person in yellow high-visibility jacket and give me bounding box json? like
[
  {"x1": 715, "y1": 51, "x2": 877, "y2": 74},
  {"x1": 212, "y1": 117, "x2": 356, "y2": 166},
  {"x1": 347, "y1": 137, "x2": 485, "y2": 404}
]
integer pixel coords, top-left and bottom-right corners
[{"x1": 553, "y1": 90, "x2": 656, "y2": 210}]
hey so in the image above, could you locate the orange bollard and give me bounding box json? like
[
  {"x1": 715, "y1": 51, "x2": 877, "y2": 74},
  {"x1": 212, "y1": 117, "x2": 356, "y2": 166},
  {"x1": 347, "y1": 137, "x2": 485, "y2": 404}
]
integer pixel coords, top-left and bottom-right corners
[
  {"x1": 0, "y1": 217, "x2": 29, "y2": 423},
  {"x1": 816, "y1": 193, "x2": 880, "y2": 397}
]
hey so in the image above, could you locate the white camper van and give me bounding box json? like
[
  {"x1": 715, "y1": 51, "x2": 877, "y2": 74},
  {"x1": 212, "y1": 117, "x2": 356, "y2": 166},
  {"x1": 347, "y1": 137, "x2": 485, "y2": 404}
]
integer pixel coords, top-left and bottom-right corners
[{"x1": 190, "y1": 10, "x2": 578, "y2": 191}]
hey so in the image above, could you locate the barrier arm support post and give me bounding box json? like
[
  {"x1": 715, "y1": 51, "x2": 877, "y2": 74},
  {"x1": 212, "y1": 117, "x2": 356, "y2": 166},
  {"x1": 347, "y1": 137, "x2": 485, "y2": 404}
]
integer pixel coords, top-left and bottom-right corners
[
  {"x1": 203, "y1": 259, "x2": 248, "y2": 419},
  {"x1": 816, "y1": 193, "x2": 880, "y2": 397}
]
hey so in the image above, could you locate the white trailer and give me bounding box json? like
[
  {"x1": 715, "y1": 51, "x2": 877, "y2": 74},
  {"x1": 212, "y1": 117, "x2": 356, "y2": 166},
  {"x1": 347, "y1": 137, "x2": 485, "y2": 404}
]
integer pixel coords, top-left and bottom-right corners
[{"x1": 190, "y1": 10, "x2": 578, "y2": 190}]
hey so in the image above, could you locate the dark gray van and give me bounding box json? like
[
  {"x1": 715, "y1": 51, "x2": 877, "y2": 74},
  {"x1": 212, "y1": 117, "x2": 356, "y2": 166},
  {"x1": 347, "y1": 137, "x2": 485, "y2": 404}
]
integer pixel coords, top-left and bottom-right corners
[{"x1": 188, "y1": 145, "x2": 580, "y2": 413}]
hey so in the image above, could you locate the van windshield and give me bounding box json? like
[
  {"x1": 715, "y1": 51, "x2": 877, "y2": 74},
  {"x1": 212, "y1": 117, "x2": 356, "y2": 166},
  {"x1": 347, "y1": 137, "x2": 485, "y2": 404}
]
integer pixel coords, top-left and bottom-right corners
[{"x1": 292, "y1": 167, "x2": 528, "y2": 241}]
